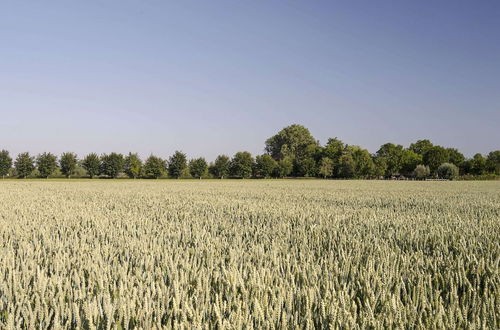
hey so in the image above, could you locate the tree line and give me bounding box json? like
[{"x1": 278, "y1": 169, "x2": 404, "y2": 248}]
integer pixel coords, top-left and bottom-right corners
[{"x1": 0, "y1": 124, "x2": 499, "y2": 180}]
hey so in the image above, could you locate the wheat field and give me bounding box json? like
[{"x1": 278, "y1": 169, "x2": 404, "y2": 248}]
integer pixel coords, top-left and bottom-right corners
[{"x1": 0, "y1": 180, "x2": 499, "y2": 329}]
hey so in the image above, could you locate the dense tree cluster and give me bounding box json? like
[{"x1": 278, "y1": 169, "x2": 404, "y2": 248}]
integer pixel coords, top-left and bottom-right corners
[{"x1": 0, "y1": 124, "x2": 498, "y2": 179}]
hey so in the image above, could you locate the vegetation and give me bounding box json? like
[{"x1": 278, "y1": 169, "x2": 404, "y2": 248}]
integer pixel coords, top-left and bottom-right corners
[
  {"x1": 0, "y1": 180, "x2": 498, "y2": 328},
  {"x1": 0, "y1": 124, "x2": 498, "y2": 179}
]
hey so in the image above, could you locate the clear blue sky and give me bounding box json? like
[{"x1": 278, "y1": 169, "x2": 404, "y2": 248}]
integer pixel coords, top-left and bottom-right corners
[{"x1": 1, "y1": 1, "x2": 499, "y2": 160}]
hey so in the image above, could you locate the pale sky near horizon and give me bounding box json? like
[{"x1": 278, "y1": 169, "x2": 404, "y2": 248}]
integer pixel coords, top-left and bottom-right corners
[{"x1": 1, "y1": 1, "x2": 499, "y2": 160}]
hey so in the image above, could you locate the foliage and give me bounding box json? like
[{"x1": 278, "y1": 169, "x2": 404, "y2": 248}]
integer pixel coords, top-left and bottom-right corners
[
  {"x1": 82, "y1": 153, "x2": 101, "y2": 178},
  {"x1": 409, "y1": 139, "x2": 433, "y2": 156},
  {"x1": 124, "y1": 153, "x2": 143, "y2": 179},
  {"x1": 59, "y1": 152, "x2": 78, "y2": 178},
  {"x1": 437, "y1": 163, "x2": 459, "y2": 180},
  {"x1": 230, "y1": 151, "x2": 254, "y2": 178},
  {"x1": 273, "y1": 158, "x2": 293, "y2": 178},
  {"x1": 423, "y1": 146, "x2": 449, "y2": 175},
  {"x1": 254, "y1": 154, "x2": 277, "y2": 178},
  {"x1": 376, "y1": 143, "x2": 404, "y2": 176},
  {"x1": 36, "y1": 152, "x2": 58, "y2": 178},
  {"x1": 14, "y1": 152, "x2": 35, "y2": 178},
  {"x1": 318, "y1": 157, "x2": 333, "y2": 178},
  {"x1": 100, "y1": 153, "x2": 124, "y2": 178},
  {"x1": 265, "y1": 124, "x2": 318, "y2": 161},
  {"x1": 210, "y1": 155, "x2": 231, "y2": 179},
  {"x1": 413, "y1": 164, "x2": 430, "y2": 179},
  {"x1": 168, "y1": 151, "x2": 188, "y2": 179},
  {"x1": 143, "y1": 155, "x2": 166, "y2": 179},
  {"x1": 0, "y1": 150, "x2": 13, "y2": 178},
  {"x1": 189, "y1": 157, "x2": 208, "y2": 179},
  {"x1": 486, "y1": 150, "x2": 500, "y2": 175}
]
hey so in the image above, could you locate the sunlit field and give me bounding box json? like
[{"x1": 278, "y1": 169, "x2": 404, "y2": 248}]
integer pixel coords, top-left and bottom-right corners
[{"x1": 0, "y1": 180, "x2": 499, "y2": 329}]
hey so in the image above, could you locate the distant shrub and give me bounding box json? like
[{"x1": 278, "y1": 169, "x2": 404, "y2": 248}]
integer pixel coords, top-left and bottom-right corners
[
  {"x1": 437, "y1": 163, "x2": 459, "y2": 180},
  {"x1": 413, "y1": 164, "x2": 430, "y2": 180}
]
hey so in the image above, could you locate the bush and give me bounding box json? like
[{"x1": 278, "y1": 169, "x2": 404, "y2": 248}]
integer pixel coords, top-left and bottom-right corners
[
  {"x1": 413, "y1": 164, "x2": 430, "y2": 180},
  {"x1": 437, "y1": 163, "x2": 459, "y2": 180}
]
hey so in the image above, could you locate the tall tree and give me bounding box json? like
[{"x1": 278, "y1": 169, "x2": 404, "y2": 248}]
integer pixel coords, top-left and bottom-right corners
[
  {"x1": 409, "y1": 139, "x2": 434, "y2": 156},
  {"x1": 486, "y1": 150, "x2": 500, "y2": 175},
  {"x1": 318, "y1": 157, "x2": 334, "y2": 178},
  {"x1": 423, "y1": 146, "x2": 449, "y2": 174},
  {"x1": 376, "y1": 143, "x2": 404, "y2": 176},
  {"x1": 446, "y1": 148, "x2": 465, "y2": 168},
  {"x1": 322, "y1": 138, "x2": 345, "y2": 177},
  {"x1": 189, "y1": 158, "x2": 208, "y2": 179},
  {"x1": 265, "y1": 124, "x2": 318, "y2": 161},
  {"x1": 0, "y1": 150, "x2": 13, "y2": 179},
  {"x1": 338, "y1": 153, "x2": 355, "y2": 178},
  {"x1": 168, "y1": 151, "x2": 188, "y2": 179},
  {"x1": 15, "y1": 152, "x2": 35, "y2": 178},
  {"x1": 143, "y1": 155, "x2": 166, "y2": 179},
  {"x1": 59, "y1": 152, "x2": 78, "y2": 178},
  {"x1": 230, "y1": 152, "x2": 254, "y2": 178},
  {"x1": 470, "y1": 153, "x2": 486, "y2": 175},
  {"x1": 400, "y1": 149, "x2": 422, "y2": 176},
  {"x1": 273, "y1": 157, "x2": 293, "y2": 178},
  {"x1": 36, "y1": 152, "x2": 58, "y2": 178},
  {"x1": 82, "y1": 153, "x2": 101, "y2": 178},
  {"x1": 124, "y1": 153, "x2": 142, "y2": 179},
  {"x1": 100, "y1": 153, "x2": 124, "y2": 178},
  {"x1": 254, "y1": 154, "x2": 277, "y2": 178},
  {"x1": 350, "y1": 146, "x2": 375, "y2": 178},
  {"x1": 210, "y1": 155, "x2": 230, "y2": 179}
]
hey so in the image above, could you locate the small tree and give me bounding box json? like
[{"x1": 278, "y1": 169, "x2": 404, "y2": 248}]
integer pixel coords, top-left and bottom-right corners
[
  {"x1": 230, "y1": 151, "x2": 254, "y2": 178},
  {"x1": 124, "y1": 153, "x2": 142, "y2": 179},
  {"x1": 100, "y1": 153, "x2": 124, "y2": 178},
  {"x1": 36, "y1": 152, "x2": 58, "y2": 178},
  {"x1": 82, "y1": 153, "x2": 101, "y2": 178},
  {"x1": 318, "y1": 157, "x2": 334, "y2": 178},
  {"x1": 189, "y1": 157, "x2": 208, "y2": 179},
  {"x1": 143, "y1": 155, "x2": 166, "y2": 179},
  {"x1": 254, "y1": 154, "x2": 277, "y2": 178},
  {"x1": 60, "y1": 152, "x2": 78, "y2": 178},
  {"x1": 168, "y1": 151, "x2": 188, "y2": 179},
  {"x1": 0, "y1": 150, "x2": 13, "y2": 179},
  {"x1": 413, "y1": 164, "x2": 430, "y2": 180},
  {"x1": 273, "y1": 157, "x2": 293, "y2": 178},
  {"x1": 15, "y1": 152, "x2": 35, "y2": 178},
  {"x1": 338, "y1": 154, "x2": 355, "y2": 178},
  {"x1": 210, "y1": 155, "x2": 230, "y2": 179},
  {"x1": 437, "y1": 163, "x2": 459, "y2": 180}
]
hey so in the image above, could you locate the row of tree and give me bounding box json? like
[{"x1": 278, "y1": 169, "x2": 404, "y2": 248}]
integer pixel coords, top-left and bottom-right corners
[{"x1": 0, "y1": 124, "x2": 499, "y2": 179}]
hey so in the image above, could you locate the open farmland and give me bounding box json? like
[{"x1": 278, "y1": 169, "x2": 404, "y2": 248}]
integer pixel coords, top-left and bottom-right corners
[{"x1": 0, "y1": 180, "x2": 499, "y2": 329}]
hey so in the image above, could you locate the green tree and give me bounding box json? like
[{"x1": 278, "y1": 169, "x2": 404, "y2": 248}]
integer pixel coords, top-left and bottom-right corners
[
  {"x1": 437, "y1": 163, "x2": 459, "y2": 180},
  {"x1": 322, "y1": 138, "x2": 345, "y2": 177},
  {"x1": 254, "y1": 154, "x2": 277, "y2": 178},
  {"x1": 82, "y1": 153, "x2": 101, "y2": 178},
  {"x1": 168, "y1": 151, "x2": 188, "y2": 179},
  {"x1": 143, "y1": 155, "x2": 166, "y2": 179},
  {"x1": 414, "y1": 165, "x2": 430, "y2": 180},
  {"x1": 59, "y1": 152, "x2": 78, "y2": 178},
  {"x1": 318, "y1": 157, "x2": 334, "y2": 178},
  {"x1": 470, "y1": 153, "x2": 486, "y2": 175},
  {"x1": 100, "y1": 153, "x2": 124, "y2": 178},
  {"x1": 446, "y1": 148, "x2": 465, "y2": 168},
  {"x1": 265, "y1": 124, "x2": 318, "y2": 161},
  {"x1": 189, "y1": 157, "x2": 208, "y2": 179},
  {"x1": 371, "y1": 156, "x2": 387, "y2": 178},
  {"x1": 338, "y1": 153, "x2": 355, "y2": 178},
  {"x1": 409, "y1": 139, "x2": 433, "y2": 156},
  {"x1": 36, "y1": 152, "x2": 58, "y2": 178},
  {"x1": 0, "y1": 150, "x2": 13, "y2": 179},
  {"x1": 15, "y1": 152, "x2": 35, "y2": 178},
  {"x1": 423, "y1": 146, "x2": 449, "y2": 175},
  {"x1": 376, "y1": 143, "x2": 404, "y2": 176},
  {"x1": 295, "y1": 157, "x2": 317, "y2": 177},
  {"x1": 124, "y1": 153, "x2": 142, "y2": 179},
  {"x1": 350, "y1": 146, "x2": 374, "y2": 178},
  {"x1": 230, "y1": 152, "x2": 254, "y2": 178},
  {"x1": 486, "y1": 150, "x2": 500, "y2": 175},
  {"x1": 400, "y1": 149, "x2": 422, "y2": 176},
  {"x1": 273, "y1": 157, "x2": 293, "y2": 178},
  {"x1": 210, "y1": 155, "x2": 230, "y2": 179}
]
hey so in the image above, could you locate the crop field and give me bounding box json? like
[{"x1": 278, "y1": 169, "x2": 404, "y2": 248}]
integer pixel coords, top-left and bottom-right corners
[{"x1": 0, "y1": 180, "x2": 499, "y2": 329}]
